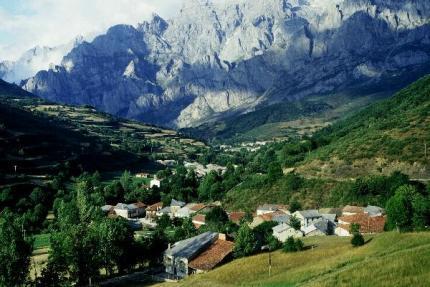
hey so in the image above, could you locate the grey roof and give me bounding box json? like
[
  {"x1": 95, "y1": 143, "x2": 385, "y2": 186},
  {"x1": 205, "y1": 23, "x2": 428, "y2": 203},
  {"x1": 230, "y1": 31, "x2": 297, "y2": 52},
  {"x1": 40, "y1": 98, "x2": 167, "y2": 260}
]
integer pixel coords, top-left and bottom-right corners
[
  {"x1": 115, "y1": 203, "x2": 129, "y2": 210},
  {"x1": 101, "y1": 205, "x2": 113, "y2": 212},
  {"x1": 158, "y1": 206, "x2": 172, "y2": 214},
  {"x1": 321, "y1": 214, "x2": 337, "y2": 223},
  {"x1": 273, "y1": 214, "x2": 290, "y2": 224},
  {"x1": 302, "y1": 218, "x2": 328, "y2": 235},
  {"x1": 257, "y1": 204, "x2": 279, "y2": 211},
  {"x1": 165, "y1": 231, "x2": 218, "y2": 259},
  {"x1": 114, "y1": 203, "x2": 139, "y2": 211},
  {"x1": 272, "y1": 223, "x2": 292, "y2": 233},
  {"x1": 171, "y1": 199, "x2": 186, "y2": 207},
  {"x1": 297, "y1": 209, "x2": 321, "y2": 218},
  {"x1": 364, "y1": 205, "x2": 384, "y2": 216}
]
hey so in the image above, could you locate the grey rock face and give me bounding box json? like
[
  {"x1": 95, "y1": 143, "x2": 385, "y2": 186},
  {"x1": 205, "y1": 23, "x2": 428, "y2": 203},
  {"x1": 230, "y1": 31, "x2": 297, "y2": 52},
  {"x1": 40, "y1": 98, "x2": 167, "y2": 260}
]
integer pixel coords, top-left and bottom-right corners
[{"x1": 22, "y1": 0, "x2": 430, "y2": 128}]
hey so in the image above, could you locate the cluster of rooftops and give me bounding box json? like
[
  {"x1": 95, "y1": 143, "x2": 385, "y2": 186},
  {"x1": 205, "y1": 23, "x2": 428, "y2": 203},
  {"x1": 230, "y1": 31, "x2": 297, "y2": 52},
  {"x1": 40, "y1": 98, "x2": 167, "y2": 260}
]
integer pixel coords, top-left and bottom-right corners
[{"x1": 100, "y1": 200, "x2": 386, "y2": 279}]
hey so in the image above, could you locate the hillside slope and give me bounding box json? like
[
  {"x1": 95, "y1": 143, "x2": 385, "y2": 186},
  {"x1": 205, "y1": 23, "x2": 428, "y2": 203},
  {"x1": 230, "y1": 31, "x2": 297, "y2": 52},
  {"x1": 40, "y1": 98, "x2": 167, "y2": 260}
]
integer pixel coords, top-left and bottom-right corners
[
  {"x1": 154, "y1": 232, "x2": 430, "y2": 287},
  {"x1": 0, "y1": 80, "x2": 205, "y2": 188},
  {"x1": 221, "y1": 75, "x2": 430, "y2": 211},
  {"x1": 298, "y1": 75, "x2": 430, "y2": 179}
]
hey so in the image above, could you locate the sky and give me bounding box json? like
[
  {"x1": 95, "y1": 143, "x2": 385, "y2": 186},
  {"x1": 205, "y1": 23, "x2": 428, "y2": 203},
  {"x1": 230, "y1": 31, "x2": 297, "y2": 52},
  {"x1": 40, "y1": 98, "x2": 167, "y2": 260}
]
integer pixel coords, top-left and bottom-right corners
[{"x1": 0, "y1": 0, "x2": 185, "y2": 61}]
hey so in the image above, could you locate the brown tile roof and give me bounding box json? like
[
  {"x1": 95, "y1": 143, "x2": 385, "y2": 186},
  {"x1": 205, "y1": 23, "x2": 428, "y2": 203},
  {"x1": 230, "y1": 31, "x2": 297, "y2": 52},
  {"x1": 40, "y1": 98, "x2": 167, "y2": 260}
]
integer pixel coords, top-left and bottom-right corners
[
  {"x1": 192, "y1": 214, "x2": 206, "y2": 229},
  {"x1": 134, "y1": 201, "x2": 147, "y2": 208},
  {"x1": 190, "y1": 203, "x2": 206, "y2": 212},
  {"x1": 259, "y1": 210, "x2": 287, "y2": 222},
  {"x1": 342, "y1": 205, "x2": 365, "y2": 214},
  {"x1": 338, "y1": 213, "x2": 386, "y2": 234},
  {"x1": 228, "y1": 212, "x2": 246, "y2": 224},
  {"x1": 188, "y1": 239, "x2": 234, "y2": 271},
  {"x1": 192, "y1": 214, "x2": 206, "y2": 223},
  {"x1": 146, "y1": 202, "x2": 163, "y2": 212}
]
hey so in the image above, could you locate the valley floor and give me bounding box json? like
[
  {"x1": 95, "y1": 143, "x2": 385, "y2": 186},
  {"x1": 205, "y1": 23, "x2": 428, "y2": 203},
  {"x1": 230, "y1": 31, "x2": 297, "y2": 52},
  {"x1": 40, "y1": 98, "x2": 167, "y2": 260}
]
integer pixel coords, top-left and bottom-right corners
[{"x1": 152, "y1": 232, "x2": 430, "y2": 287}]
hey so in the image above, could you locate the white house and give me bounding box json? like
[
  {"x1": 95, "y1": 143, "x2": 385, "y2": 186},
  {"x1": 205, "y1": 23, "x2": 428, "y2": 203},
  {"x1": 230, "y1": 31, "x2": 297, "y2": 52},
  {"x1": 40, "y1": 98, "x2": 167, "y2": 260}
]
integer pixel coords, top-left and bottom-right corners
[
  {"x1": 150, "y1": 178, "x2": 161, "y2": 188},
  {"x1": 113, "y1": 202, "x2": 145, "y2": 219},
  {"x1": 293, "y1": 210, "x2": 322, "y2": 228},
  {"x1": 256, "y1": 204, "x2": 289, "y2": 216},
  {"x1": 272, "y1": 223, "x2": 303, "y2": 242},
  {"x1": 301, "y1": 219, "x2": 328, "y2": 237}
]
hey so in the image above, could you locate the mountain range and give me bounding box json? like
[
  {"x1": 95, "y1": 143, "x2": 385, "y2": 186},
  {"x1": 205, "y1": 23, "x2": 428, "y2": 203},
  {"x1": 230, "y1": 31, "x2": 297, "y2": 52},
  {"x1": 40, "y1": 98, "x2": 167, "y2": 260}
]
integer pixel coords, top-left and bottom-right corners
[
  {"x1": 4, "y1": 0, "x2": 430, "y2": 131},
  {"x1": 0, "y1": 36, "x2": 84, "y2": 84}
]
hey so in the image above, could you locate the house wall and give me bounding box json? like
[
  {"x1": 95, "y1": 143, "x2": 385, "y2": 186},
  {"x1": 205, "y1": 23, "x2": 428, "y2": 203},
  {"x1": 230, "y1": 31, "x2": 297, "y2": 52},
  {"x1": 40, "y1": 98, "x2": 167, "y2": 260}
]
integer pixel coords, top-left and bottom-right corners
[
  {"x1": 274, "y1": 229, "x2": 303, "y2": 242},
  {"x1": 335, "y1": 227, "x2": 350, "y2": 237},
  {"x1": 305, "y1": 229, "x2": 326, "y2": 237},
  {"x1": 114, "y1": 208, "x2": 129, "y2": 219}
]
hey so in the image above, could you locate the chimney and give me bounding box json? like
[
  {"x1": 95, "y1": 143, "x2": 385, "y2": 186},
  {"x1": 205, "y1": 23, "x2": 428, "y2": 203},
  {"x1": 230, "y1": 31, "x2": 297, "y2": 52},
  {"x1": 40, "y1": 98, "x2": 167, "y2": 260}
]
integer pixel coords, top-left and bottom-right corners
[
  {"x1": 168, "y1": 243, "x2": 171, "y2": 250},
  {"x1": 218, "y1": 233, "x2": 227, "y2": 241}
]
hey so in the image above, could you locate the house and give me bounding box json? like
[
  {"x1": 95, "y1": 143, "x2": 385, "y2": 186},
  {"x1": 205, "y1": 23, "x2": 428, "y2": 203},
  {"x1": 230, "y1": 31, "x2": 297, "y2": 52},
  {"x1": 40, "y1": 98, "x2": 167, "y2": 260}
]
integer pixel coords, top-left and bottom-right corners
[
  {"x1": 319, "y1": 208, "x2": 342, "y2": 217},
  {"x1": 190, "y1": 203, "x2": 206, "y2": 213},
  {"x1": 342, "y1": 205, "x2": 364, "y2": 216},
  {"x1": 188, "y1": 234, "x2": 234, "y2": 274},
  {"x1": 272, "y1": 212, "x2": 291, "y2": 224},
  {"x1": 170, "y1": 199, "x2": 186, "y2": 216},
  {"x1": 250, "y1": 213, "x2": 274, "y2": 228},
  {"x1": 364, "y1": 205, "x2": 385, "y2": 217},
  {"x1": 293, "y1": 210, "x2": 322, "y2": 228},
  {"x1": 184, "y1": 161, "x2": 227, "y2": 177},
  {"x1": 157, "y1": 159, "x2": 177, "y2": 167},
  {"x1": 272, "y1": 223, "x2": 303, "y2": 242},
  {"x1": 101, "y1": 205, "x2": 114, "y2": 213},
  {"x1": 301, "y1": 219, "x2": 328, "y2": 237},
  {"x1": 192, "y1": 214, "x2": 206, "y2": 229},
  {"x1": 321, "y1": 213, "x2": 337, "y2": 235},
  {"x1": 175, "y1": 203, "x2": 205, "y2": 218},
  {"x1": 164, "y1": 232, "x2": 219, "y2": 278},
  {"x1": 335, "y1": 213, "x2": 386, "y2": 236},
  {"x1": 228, "y1": 211, "x2": 246, "y2": 225},
  {"x1": 256, "y1": 204, "x2": 289, "y2": 216},
  {"x1": 146, "y1": 202, "x2": 163, "y2": 219},
  {"x1": 113, "y1": 202, "x2": 145, "y2": 219},
  {"x1": 135, "y1": 173, "x2": 149, "y2": 178},
  {"x1": 150, "y1": 178, "x2": 161, "y2": 188},
  {"x1": 157, "y1": 206, "x2": 173, "y2": 218}
]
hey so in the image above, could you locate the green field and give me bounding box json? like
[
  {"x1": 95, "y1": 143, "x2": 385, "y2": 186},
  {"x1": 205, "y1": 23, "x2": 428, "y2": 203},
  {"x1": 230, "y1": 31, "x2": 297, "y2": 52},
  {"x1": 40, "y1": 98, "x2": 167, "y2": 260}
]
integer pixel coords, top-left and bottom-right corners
[{"x1": 154, "y1": 232, "x2": 430, "y2": 287}]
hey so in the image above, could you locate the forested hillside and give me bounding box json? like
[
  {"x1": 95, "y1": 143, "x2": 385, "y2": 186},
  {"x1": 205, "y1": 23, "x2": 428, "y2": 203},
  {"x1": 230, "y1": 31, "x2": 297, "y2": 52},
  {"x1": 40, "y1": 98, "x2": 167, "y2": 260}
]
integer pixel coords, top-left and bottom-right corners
[{"x1": 218, "y1": 75, "x2": 430, "y2": 210}]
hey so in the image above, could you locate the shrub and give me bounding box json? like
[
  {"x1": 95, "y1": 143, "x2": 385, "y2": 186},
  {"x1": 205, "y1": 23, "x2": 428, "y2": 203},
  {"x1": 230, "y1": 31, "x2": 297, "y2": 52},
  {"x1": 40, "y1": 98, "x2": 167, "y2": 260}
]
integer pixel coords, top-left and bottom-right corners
[
  {"x1": 351, "y1": 233, "x2": 365, "y2": 247},
  {"x1": 283, "y1": 237, "x2": 304, "y2": 253}
]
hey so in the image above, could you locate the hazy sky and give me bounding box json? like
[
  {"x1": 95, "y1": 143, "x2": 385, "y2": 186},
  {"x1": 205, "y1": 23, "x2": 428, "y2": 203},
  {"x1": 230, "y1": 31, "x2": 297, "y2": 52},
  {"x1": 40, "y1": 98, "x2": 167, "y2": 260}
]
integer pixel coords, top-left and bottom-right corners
[{"x1": 0, "y1": 0, "x2": 185, "y2": 61}]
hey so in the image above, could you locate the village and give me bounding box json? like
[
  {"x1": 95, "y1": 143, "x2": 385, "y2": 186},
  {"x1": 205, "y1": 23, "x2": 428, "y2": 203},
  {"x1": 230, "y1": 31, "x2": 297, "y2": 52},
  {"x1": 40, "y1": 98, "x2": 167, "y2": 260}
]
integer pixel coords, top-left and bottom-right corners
[{"x1": 100, "y1": 173, "x2": 387, "y2": 281}]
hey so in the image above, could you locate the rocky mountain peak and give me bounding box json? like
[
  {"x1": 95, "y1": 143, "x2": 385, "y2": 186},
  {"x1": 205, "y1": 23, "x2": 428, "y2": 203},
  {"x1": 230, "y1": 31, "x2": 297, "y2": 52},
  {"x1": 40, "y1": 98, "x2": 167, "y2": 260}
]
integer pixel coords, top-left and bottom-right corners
[{"x1": 20, "y1": 0, "x2": 430, "y2": 128}]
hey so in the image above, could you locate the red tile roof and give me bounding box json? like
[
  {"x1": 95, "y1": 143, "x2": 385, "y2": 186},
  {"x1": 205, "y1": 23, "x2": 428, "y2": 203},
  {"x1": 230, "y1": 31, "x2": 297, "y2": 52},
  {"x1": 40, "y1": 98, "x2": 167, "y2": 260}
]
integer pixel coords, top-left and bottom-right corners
[
  {"x1": 188, "y1": 239, "x2": 234, "y2": 271},
  {"x1": 228, "y1": 212, "x2": 246, "y2": 224},
  {"x1": 338, "y1": 213, "x2": 386, "y2": 234}
]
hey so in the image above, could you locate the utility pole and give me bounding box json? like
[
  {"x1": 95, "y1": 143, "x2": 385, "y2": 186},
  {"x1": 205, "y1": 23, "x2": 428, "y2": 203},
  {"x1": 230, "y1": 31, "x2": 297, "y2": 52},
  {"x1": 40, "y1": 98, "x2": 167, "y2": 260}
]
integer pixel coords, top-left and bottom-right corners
[{"x1": 268, "y1": 250, "x2": 272, "y2": 277}]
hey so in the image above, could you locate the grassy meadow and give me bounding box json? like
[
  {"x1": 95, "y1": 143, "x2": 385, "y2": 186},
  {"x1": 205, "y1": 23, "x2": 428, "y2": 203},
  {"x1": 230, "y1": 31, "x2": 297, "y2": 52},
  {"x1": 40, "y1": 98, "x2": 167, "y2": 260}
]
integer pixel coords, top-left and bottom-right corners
[{"x1": 153, "y1": 232, "x2": 430, "y2": 287}]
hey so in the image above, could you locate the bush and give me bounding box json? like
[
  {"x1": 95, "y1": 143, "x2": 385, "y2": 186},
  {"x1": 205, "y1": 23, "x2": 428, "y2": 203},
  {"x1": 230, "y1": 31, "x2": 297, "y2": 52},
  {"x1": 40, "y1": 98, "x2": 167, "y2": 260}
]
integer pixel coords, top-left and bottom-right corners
[
  {"x1": 283, "y1": 237, "x2": 304, "y2": 253},
  {"x1": 351, "y1": 233, "x2": 365, "y2": 247}
]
